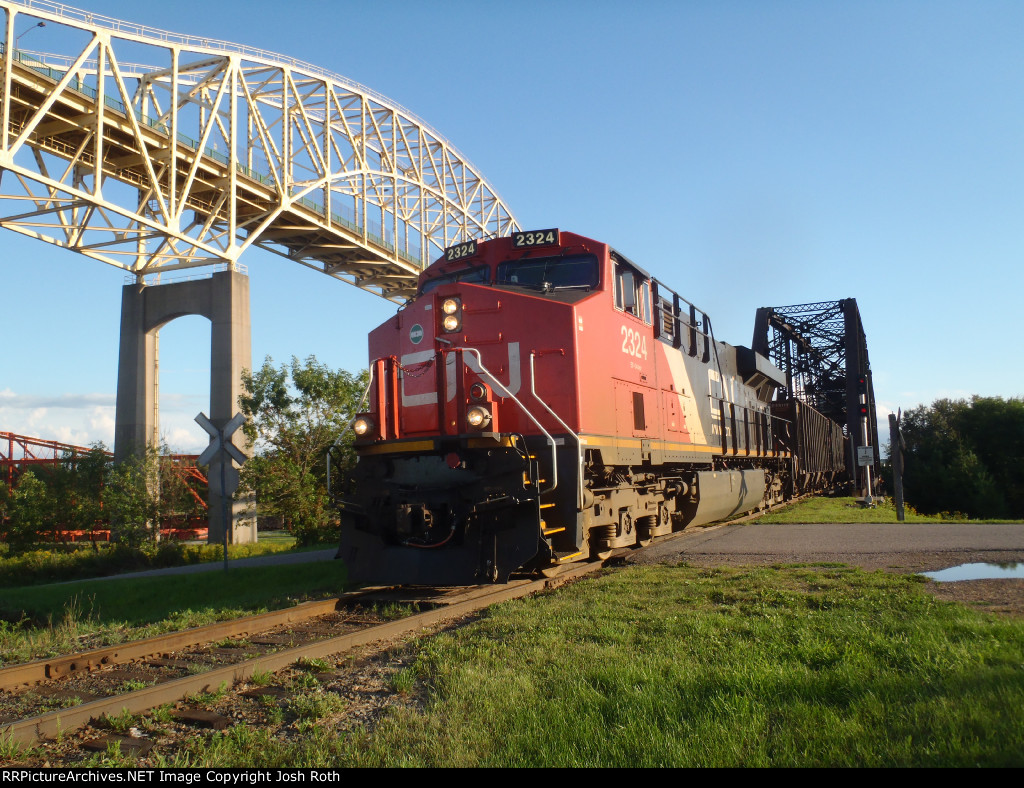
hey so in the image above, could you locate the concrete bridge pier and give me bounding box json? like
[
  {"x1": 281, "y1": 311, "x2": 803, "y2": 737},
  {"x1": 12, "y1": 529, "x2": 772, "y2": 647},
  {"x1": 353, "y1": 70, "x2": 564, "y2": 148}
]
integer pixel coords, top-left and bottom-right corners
[{"x1": 114, "y1": 270, "x2": 257, "y2": 544}]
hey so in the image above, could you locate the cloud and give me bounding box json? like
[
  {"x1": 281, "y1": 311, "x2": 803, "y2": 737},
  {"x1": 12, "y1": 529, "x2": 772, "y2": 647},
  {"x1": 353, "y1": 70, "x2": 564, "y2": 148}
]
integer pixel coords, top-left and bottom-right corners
[
  {"x1": 0, "y1": 389, "x2": 215, "y2": 453},
  {"x1": 0, "y1": 389, "x2": 115, "y2": 409}
]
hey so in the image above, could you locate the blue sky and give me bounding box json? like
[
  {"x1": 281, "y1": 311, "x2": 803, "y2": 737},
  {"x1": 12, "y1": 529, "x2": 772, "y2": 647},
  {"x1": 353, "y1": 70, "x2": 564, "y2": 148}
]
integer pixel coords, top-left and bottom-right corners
[{"x1": 1, "y1": 0, "x2": 1022, "y2": 452}]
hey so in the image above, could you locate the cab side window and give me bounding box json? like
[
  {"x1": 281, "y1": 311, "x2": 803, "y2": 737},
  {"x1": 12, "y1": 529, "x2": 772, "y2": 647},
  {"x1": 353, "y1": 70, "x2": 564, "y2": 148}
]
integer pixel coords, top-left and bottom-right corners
[{"x1": 614, "y1": 260, "x2": 651, "y2": 323}]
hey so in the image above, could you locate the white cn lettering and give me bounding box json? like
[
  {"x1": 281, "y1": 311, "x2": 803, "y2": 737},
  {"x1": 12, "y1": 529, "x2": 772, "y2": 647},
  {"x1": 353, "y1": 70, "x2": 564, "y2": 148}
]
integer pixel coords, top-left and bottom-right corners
[
  {"x1": 448, "y1": 342, "x2": 522, "y2": 402},
  {"x1": 400, "y1": 350, "x2": 437, "y2": 406}
]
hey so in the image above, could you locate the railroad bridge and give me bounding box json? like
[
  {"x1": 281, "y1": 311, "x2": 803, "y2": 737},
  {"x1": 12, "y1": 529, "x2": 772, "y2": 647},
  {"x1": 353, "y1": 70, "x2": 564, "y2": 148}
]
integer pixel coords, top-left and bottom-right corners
[{"x1": 0, "y1": 0, "x2": 518, "y2": 541}]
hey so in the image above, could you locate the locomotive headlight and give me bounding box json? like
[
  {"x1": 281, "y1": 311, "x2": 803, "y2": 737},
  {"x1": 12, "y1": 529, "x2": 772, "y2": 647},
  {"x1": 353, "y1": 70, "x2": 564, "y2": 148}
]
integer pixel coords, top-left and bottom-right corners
[
  {"x1": 466, "y1": 406, "x2": 492, "y2": 429},
  {"x1": 352, "y1": 416, "x2": 374, "y2": 436},
  {"x1": 442, "y1": 314, "x2": 461, "y2": 332},
  {"x1": 441, "y1": 298, "x2": 460, "y2": 315},
  {"x1": 469, "y1": 382, "x2": 488, "y2": 401}
]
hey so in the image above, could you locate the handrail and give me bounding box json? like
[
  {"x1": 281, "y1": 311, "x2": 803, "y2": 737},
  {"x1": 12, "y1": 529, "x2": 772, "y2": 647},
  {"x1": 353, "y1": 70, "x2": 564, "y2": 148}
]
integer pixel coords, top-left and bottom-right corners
[
  {"x1": 529, "y1": 352, "x2": 583, "y2": 509},
  {"x1": 2, "y1": 0, "x2": 498, "y2": 202},
  {"x1": 459, "y1": 347, "x2": 558, "y2": 496},
  {"x1": 4, "y1": 44, "x2": 424, "y2": 265}
]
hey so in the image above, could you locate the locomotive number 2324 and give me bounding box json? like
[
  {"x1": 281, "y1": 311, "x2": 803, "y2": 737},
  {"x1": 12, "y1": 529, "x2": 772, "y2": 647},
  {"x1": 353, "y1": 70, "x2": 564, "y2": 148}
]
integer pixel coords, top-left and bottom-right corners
[{"x1": 621, "y1": 326, "x2": 648, "y2": 360}]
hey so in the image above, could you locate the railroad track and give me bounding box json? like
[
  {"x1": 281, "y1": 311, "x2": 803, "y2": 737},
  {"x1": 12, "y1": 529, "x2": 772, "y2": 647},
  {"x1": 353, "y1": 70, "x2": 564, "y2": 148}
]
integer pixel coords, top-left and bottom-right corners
[
  {"x1": 2, "y1": 503, "x2": 798, "y2": 758},
  {"x1": 0, "y1": 561, "x2": 599, "y2": 751}
]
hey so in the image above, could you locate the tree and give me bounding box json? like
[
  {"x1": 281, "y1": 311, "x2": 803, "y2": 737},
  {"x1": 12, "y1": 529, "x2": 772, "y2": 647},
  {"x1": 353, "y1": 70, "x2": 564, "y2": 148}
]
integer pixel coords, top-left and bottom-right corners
[
  {"x1": 49, "y1": 444, "x2": 111, "y2": 548},
  {"x1": 900, "y1": 396, "x2": 1023, "y2": 519},
  {"x1": 105, "y1": 448, "x2": 160, "y2": 547},
  {"x1": 6, "y1": 471, "x2": 52, "y2": 552},
  {"x1": 239, "y1": 355, "x2": 368, "y2": 544}
]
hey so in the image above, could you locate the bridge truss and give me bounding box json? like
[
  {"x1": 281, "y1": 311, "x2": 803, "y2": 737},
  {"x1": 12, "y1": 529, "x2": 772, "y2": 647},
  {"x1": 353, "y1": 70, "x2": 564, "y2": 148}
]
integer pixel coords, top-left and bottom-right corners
[
  {"x1": 752, "y1": 299, "x2": 879, "y2": 484},
  {"x1": 0, "y1": 0, "x2": 518, "y2": 301}
]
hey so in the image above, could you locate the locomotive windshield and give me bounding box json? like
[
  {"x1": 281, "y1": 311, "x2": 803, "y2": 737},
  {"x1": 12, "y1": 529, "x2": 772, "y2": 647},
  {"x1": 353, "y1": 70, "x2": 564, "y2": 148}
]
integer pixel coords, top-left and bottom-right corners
[
  {"x1": 419, "y1": 264, "x2": 489, "y2": 295},
  {"x1": 496, "y1": 254, "x2": 599, "y2": 292}
]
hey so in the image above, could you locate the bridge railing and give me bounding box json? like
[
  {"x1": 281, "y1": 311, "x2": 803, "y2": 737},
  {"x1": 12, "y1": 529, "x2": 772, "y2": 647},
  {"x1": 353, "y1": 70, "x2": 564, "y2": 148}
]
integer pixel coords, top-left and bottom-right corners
[{"x1": 4, "y1": 43, "x2": 424, "y2": 267}]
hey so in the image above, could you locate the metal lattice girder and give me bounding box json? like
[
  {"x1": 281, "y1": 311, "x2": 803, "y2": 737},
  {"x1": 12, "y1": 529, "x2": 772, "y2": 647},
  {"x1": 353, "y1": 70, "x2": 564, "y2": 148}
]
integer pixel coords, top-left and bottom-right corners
[
  {"x1": 752, "y1": 298, "x2": 879, "y2": 482},
  {"x1": 0, "y1": 0, "x2": 518, "y2": 301}
]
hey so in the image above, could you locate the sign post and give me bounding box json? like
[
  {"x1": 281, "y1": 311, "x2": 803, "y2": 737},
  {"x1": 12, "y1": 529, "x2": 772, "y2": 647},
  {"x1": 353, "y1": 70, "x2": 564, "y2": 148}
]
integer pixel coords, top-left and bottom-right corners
[
  {"x1": 889, "y1": 411, "x2": 906, "y2": 522},
  {"x1": 196, "y1": 412, "x2": 247, "y2": 571}
]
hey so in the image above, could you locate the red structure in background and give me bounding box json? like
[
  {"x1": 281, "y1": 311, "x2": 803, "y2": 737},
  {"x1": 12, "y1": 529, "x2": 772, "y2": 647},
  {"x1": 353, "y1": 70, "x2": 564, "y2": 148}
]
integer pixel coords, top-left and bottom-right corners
[
  {"x1": 1, "y1": 431, "x2": 100, "y2": 488},
  {"x1": 1, "y1": 431, "x2": 210, "y2": 541}
]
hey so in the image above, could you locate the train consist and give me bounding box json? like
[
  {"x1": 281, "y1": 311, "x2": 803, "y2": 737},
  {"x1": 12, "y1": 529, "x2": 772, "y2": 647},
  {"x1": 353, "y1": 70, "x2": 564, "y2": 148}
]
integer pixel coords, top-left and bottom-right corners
[{"x1": 334, "y1": 229, "x2": 847, "y2": 585}]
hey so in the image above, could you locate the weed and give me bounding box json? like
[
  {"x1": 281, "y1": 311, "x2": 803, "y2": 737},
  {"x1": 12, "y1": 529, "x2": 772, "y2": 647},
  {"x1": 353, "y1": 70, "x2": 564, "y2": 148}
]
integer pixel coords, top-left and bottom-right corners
[
  {"x1": 119, "y1": 679, "x2": 150, "y2": 693},
  {"x1": 289, "y1": 690, "x2": 345, "y2": 722},
  {"x1": 101, "y1": 709, "x2": 135, "y2": 734},
  {"x1": 0, "y1": 730, "x2": 22, "y2": 762},
  {"x1": 390, "y1": 667, "x2": 417, "y2": 696},
  {"x1": 189, "y1": 681, "x2": 230, "y2": 706},
  {"x1": 148, "y1": 704, "x2": 175, "y2": 725},
  {"x1": 249, "y1": 669, "x2": 273, "y2": 686},
  {"x1": 376, "y1": 602, "x2": 414, "y2": 621},
  {"x1": 296, "y1": 657, "x2": 333, "y2": 673},
  {"x1": 214, "y1": 637, "x2": 251, "y2": 649},
  {"x1": 291, "y1": 672, "x2": 320, "y2": 690}
]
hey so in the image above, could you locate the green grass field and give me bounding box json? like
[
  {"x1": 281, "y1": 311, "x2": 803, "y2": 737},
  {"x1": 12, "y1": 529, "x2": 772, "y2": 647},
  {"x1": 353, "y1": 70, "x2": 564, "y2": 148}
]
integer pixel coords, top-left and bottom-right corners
[
  {"x1": 756, "y1": 495, "x2": 1007, "y2": 524},
  {"x1": 4, "y1": 502, "x2": 1022, "y2": 766},
  {"x1": 0, "y1": 560, "x2": 348, "y2": 665},
  {"x1": 58, "y1": 563, "x2": 1024, "y2": 768}
]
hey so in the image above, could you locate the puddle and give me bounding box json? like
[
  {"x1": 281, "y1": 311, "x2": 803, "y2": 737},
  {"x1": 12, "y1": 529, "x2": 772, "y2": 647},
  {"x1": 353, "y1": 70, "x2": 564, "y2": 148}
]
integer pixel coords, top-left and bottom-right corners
[{"x1": 922, "y1": 563, "x2": 1024, "y2": 582}]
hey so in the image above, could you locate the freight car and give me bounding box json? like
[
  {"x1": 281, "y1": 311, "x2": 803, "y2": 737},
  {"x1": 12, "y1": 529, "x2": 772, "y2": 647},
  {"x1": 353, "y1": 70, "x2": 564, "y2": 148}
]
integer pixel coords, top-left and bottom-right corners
[{"x1": 333, "y1": 229, "x2": 846, "y2": 585}]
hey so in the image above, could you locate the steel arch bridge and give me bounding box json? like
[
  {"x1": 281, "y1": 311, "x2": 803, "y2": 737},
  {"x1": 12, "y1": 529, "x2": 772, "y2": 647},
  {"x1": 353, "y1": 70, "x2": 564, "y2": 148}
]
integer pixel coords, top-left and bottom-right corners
[{"x1": 0, "y1": 0, "x2": 518, "y2": 302}]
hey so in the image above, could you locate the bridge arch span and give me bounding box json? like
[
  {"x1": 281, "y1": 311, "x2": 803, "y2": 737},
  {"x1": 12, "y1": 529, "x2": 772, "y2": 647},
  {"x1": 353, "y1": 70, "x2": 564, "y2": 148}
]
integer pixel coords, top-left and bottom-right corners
[{"x1": 0, "y1": 0, "x2": 519, "y2": 302}]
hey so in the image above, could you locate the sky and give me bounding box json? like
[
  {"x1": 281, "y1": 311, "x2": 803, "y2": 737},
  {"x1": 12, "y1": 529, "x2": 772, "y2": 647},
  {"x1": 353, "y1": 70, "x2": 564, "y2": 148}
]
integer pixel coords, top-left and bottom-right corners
[{"x1": 0, "y1": 0, "x2": 1022, "y2": 453}]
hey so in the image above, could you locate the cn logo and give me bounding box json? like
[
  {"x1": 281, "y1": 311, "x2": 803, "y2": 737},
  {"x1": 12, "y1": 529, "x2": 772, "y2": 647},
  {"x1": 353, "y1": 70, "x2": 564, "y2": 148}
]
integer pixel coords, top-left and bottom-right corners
[
  {"x1": 448, "y1": 343, "x2": 521, "y2": 402},
  {"x1": 398, "y1": 344, "x2": 522, "y2": 406}
]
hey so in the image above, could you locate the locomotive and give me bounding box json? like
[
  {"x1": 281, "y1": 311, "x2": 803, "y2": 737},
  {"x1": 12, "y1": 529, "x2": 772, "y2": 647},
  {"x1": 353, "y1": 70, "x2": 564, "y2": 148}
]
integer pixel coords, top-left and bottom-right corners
[{"x1": 334, "y1": 229, "x2": 846, "y2": 585}]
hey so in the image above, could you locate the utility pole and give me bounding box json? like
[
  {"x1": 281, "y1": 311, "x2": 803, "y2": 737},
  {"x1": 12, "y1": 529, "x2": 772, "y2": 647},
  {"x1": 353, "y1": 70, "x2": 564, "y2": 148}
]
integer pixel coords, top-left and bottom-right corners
[{"x1": 889, "y1": 411, "x2": 906, "y2": 522}]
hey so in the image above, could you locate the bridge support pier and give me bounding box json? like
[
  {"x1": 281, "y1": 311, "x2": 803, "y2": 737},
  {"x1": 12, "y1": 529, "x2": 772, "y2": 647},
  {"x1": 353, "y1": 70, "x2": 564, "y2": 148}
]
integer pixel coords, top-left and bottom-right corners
[{"x1": 114, "y1": 270, "x2": 257, "y2": 544}]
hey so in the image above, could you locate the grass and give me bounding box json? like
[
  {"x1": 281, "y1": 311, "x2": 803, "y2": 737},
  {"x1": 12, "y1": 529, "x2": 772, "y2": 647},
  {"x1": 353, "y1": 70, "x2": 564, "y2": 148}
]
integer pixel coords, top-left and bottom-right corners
[
  {"x1": 757, "y1": 495, "x2": 995, "y2": 524},
  {"x1": 0, "y1": 532, "x2": 302, "y2": 588},
  {"x1": 93, "y1": 562, "x2": 1024, "y2": 768},
  {"x1": 0, "y1": 561, "x2": 348, "y2": 665}
]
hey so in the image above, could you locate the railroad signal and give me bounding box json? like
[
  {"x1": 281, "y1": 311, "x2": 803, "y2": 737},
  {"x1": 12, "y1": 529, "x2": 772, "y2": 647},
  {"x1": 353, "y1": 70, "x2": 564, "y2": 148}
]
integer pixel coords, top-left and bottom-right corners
[{"x1": 857, "y1": 374, "x2": 868, "y2": 395}]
